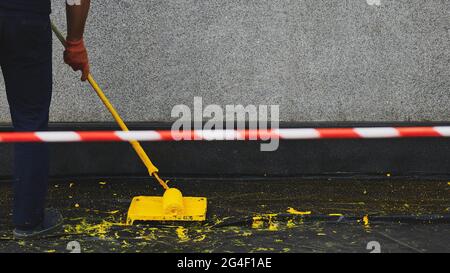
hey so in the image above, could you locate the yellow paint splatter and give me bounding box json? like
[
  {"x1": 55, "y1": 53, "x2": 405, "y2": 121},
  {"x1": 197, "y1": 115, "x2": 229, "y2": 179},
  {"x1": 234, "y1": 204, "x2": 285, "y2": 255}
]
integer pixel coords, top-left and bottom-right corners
[
  {"x1": 329, "y1": 213, "x2": 343, "y2": 217},
  {"x1": 287, "y1": 207, "x2": 311, "y2": 215},
  {"x1": 286, "y1": 219, "x2": 296, "y2": 228},
  {"x1": 63, "y1": 218, "x2": 125, "y2": 239},
  {"x1": 45, "y1": 250, "x2": 56, "y2": 253},
  {"x1": 363, "y1": 215, "x2": 370, "y2": 228},
  {"x1": 193, "y1": 235, "x2": 207, "y2": 242},
  {"x1": 99, "y1": 182, "x2": 107, "y2": 185},
  {"x1": 254, "y1": 247, "x2": 274, "y2": 252},
  {"x1": 268, "y1": 221, "x2": 279, "y2": 231},
  {"x1": 252, "y1": 216, "x2": 264, "y2": 229},
  {"x1": 176, "y1": 226, "x2": 189, "y2": 242}
]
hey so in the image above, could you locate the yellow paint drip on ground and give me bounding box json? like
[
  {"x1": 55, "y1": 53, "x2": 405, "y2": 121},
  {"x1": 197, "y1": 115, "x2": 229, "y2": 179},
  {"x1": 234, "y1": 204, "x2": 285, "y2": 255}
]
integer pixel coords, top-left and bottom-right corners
[
  {"x1": 252, "y1": 216, "x2": 264, "y2": 229},
  {"x1": 64, "y1": 218, "x2": 125, "y2": 239},
  {"x1": 286, "y1": 207, "x2": 311, "y2": 215},
  {"x1": 254, "y1": 247, "x2": 275, "y2": 252},
  {"x1": 193, "y1": 234, "x2": 207, "y2": 242},
  {"x1": 286, "y1": 219, "x2": 296, "y2": 228},
  {"x1": 268, "y1": 221, "x2": 279, "y2": 231},
  {"x1": 176, "y1": 226, "x2": 189, "y2": 242},
  {"x1": 251, "y1": 214, "x2": 281, "y2": 231},
  {"x1": 329, "y1": 213, "x2": 343, "y2": 217},
  {"x1": 363, "y1": 215, "x2": 370, "y2": 229}
]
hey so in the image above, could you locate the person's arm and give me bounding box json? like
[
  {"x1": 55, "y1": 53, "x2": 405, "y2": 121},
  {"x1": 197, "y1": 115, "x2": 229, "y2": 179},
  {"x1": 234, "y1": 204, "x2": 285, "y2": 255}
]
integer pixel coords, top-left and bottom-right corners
[{"x1": 64, "y1": 0, "x2": 91, "y2": 81}]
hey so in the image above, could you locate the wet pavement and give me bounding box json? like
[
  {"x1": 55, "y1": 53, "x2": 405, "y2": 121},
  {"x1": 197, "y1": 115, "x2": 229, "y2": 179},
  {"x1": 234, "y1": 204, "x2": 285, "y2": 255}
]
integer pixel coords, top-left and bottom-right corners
[{"x1": 0, "y1": 177, "x2": 449, "y2": 253}]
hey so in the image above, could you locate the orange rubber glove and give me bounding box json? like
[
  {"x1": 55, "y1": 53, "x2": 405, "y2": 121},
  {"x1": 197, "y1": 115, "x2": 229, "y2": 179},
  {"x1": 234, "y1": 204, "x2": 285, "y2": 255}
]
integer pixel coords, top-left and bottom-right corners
[{"x1": 64, "y1": 38, "x2": 90, "y2": 81}]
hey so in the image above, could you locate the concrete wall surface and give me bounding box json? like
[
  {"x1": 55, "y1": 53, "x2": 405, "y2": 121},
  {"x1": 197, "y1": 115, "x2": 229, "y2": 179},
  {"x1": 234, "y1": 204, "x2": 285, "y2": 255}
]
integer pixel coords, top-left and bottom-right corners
[{"x1": 0, "y1": 0, "x2": 449, "y2": 123}]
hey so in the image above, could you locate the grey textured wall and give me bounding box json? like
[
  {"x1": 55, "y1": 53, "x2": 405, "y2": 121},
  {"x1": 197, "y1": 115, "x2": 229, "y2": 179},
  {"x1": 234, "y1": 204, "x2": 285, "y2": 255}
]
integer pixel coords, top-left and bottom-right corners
[{"x1": 0, "y1": 0, "x2": 449, "y2": 123}]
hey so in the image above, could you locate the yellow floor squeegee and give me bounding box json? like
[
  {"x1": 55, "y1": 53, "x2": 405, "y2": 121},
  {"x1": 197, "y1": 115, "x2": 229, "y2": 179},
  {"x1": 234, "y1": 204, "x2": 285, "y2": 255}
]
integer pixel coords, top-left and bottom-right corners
[{"x1": 51, "y1": 23, "x2": 207, "y2": 225}]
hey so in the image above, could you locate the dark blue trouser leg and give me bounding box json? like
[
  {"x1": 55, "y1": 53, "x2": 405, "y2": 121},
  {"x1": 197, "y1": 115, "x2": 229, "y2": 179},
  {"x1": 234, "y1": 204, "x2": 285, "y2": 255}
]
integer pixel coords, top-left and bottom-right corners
[{"x1": 0, "y1": 12, "x2": 52, "y2": 229}]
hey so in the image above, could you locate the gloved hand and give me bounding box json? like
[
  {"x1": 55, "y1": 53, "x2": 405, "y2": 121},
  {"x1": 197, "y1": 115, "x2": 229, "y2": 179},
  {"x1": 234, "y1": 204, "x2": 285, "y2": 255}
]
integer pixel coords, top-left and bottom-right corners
[{"x1": 64, "y1": 38, "x2": 90, "y2": 81}]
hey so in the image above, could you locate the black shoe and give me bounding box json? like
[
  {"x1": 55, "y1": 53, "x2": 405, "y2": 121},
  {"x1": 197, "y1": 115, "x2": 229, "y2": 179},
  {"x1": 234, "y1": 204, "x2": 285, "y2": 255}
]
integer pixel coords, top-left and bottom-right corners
[{"x1": 13, "y1": 208, "x2": 64, "y2": 239}]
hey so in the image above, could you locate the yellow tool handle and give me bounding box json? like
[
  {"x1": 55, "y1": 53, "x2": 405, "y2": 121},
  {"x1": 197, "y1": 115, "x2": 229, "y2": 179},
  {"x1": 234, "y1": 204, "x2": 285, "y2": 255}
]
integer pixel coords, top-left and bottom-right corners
[
  {"x1": 51, "y1": 22, "x2": 169, "y2": 190},
  {"x1": 86, "y1": 75, "x2": 159, "y2": 175}
]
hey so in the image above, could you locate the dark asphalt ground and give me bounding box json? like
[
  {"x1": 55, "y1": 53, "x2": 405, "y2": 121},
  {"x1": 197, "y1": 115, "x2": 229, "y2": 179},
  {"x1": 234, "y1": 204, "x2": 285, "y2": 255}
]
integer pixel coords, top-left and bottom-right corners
[{"x1": 0, "y1": 177, "x2": 449, "y2": 253}]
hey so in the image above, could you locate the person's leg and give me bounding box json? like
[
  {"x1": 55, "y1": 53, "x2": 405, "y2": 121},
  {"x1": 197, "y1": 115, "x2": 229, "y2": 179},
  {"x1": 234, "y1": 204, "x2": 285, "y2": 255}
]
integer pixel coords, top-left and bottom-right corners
[{"x1": 1, "y1": 13, "x2": 53, "y2": 229}]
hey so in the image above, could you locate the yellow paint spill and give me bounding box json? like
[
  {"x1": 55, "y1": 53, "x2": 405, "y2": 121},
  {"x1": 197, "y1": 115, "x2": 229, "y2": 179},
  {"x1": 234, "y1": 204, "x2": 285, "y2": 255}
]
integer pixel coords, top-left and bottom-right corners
[
  {"x1": 286, "y1": 219, "x2": 296, "y2": 228},
  {"x1": 45, "y1": 250, "x2": 56, "y2": 253},
  {"x1": 268, "y1": 221, "x2": 279, "y2": 231},
  {"x1": 64, "y1": 218, "x2": 125, "y2": 239},
  {"x1": 363, "y1": 215, "x2": 370, "y2": 228},
  {"x1": 176, "y1": 226, "x2": 189, "y2": 242},
  {"x1": 266, "y1": 214, "x2": 279, "y2": 231},
  {"x1": 99, "y1": 182, "x2": 107, "y2": 185},
  {"x1": 193, "y1": 234, "x2": 207, "y2": 242},
  {"x1": 252, "y1": 216, "x2": 264, "y2": 229},
  {"x1": 252, "y1": 214, "x2": 279, "y2": 231},
  {"x1": 242, "y1": 231, "x2": 252, "y2": 237},
  {"x1": 287, "y1": 207, "x2": 311, "y2": 215}
]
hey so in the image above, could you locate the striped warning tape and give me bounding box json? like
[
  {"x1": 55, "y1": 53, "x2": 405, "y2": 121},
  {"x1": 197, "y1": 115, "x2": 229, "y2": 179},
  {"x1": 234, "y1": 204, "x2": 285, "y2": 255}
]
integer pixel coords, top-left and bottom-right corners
[{"x1": 0, "y1": 127, "x2": 449, "y2": 143}]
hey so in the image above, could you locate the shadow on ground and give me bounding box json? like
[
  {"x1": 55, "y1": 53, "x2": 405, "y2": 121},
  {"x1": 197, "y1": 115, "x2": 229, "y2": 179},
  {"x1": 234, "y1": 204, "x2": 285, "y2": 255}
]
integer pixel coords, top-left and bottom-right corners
[{"x1": 0, "y1": 177, "x2": 449, "y2": 253}]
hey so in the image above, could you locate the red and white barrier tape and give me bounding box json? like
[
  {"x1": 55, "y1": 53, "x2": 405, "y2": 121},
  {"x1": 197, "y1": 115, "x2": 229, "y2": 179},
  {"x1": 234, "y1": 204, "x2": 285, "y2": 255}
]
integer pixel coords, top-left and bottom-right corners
[{"x1": 0, "y1": 127, "x2": 449, "y2": 143}]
